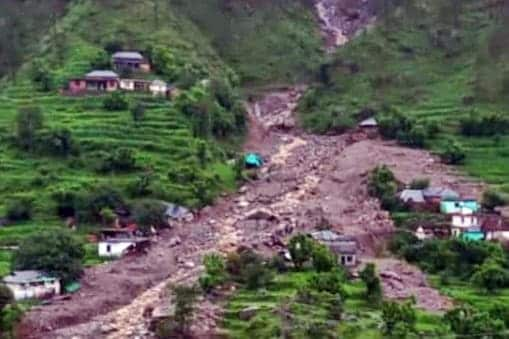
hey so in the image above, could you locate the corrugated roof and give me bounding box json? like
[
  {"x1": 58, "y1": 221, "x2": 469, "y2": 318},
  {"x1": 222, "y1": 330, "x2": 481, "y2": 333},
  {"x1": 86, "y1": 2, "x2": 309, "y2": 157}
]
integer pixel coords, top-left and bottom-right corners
[
  {"x1": 3, "y1": 271, "x2": 57, "y2": 284},
  {"x1": 399, "y1": 189, "x2": 425, "y2": 203},
  {"x1": 86, "y1": 70, "x2": 119, "y2": 79},
  {"x1": 112, "y1": 51, "x2": 144, "y2": 60},
  {"x1": 329, "y1": 241, "x2": 357, "y2": 254},
  {"x1": 359, "y1": 117, "x2": 378, "y2": 127}
]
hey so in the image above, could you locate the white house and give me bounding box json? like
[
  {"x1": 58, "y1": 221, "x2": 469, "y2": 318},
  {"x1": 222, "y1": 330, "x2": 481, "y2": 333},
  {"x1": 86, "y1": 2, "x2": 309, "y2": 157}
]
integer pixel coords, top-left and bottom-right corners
[
  {"x1": 482, "y1": 215, "x2": 509, "y2": 241},
  {"x1": 150, "y1": 80, "x2": 168, "y2": 96},
  {"x1": 450, "y1": 207, "x2": 479, "y2": 237},
  {"x1": 3, "y1": 271, "x2": 60, "y2": 301},
  {"x1": 98, "y1": 229, "x2": 150, "y2": 258}
]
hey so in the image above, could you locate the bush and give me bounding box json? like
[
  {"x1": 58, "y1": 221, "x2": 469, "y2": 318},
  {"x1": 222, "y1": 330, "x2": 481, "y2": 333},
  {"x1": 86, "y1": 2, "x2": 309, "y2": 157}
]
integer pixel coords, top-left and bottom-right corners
[
  {"x1": 311, "y1": 244, "x2": 336, "y2": 272},
  {"x1": 307, "y1": 269, "x2": 347, "y2": 296},
  {"x1": 132, "y1": 199, "x2": 168, "y2": 233},
  {"x1": 409, "y1": 178, "x2": 430, "y2": 190},
  {"x1": 288, "y1": 234, "x2": 315, "y2": 269},
  {"x1": 471, "y1": 260, "x2": 509, "y2": 293},
  {"x1": 15, "y1": 106, "x2": 44, "y2": 151},
  {"x1": 51, "y1": 189, "x2": 79, "y2": 218},
  {"x1": 103, "y1": 92, "x2": 129, "y2": 111},
  {"x1": 156, "y1": 285, "x2": 199, "y2": 338},
  {"x1": 440, "y1": 140, "x2": 466, "y2": 165},
  {"x1": 97, "y1": 148, "x2": 137, "y2": 172},
  {"x1": 367, "y1": 165, "x2": 397, "y2": 199},
  {"x1": 460, "y1": 113, "x2": 509, "y2": 137},
  {"x1": 381, "y1": 301, "x2": 416, "y2": 336},
  {"x1": 30, "y1": 59, "x2": 54, "y2": 92},
  {"x1": 13, "y1": 230, "x2": 85, "y2": 284},
  {"x1": 482, "y1": 190, "x2": 507, "y2": 211},
  {"x1": 199, "y1": 253, "x2": 226, "y2": 293},
  {"x1": 0, "y1": 285, "x2": 13, "y2": 313},
  {"x1": 130, "y1": 102, "x2": 146, "y2": 123},
  {"x1": 227, "y1": 249, "x2": 273, "y2": 289},
  {"x1": 37, "y1": 128, "x2": 79, "y2": 157},
  {"x1": 77, "y1": 185, "x2": 124, "y2": 222},
  {"x1": 6, "y1": 197, "x2": 33, "y2": 222},
  {"x1": 360, "y1": 263, "x2": 382, "y2": 305},
  {"x1": 445, "y1": 306, "x2": 506, "y2": 338}
]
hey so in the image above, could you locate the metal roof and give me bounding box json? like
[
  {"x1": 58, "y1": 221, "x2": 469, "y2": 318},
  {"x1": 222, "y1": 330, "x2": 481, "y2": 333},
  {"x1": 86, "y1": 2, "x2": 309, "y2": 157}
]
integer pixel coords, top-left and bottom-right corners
[
  {"x1": 359, "y1": 117, "x2": 378, "y2": 127},
  {"x1": 399, "y1": 189, "x2": 425, "y2": 203},
  {"x1": 329, "y1": 241, "x2": 358, "y2": 254},
  {"x1": 311, "y1": 230, "x2": 342, "y2": 242},
  {"x1": 85, "y1": 70, "x2": 119, "y2": 79},
  {"x1": 3, "y1": 271, "x2": 57, "y2": 284},
  {"x1": 163, "y1": 202, "x2": 189, "y2": 220},
  {"x1": 423, "y1": 187, "x2": 460, "y2": 200},
  {"x1": 112, "y1": 51, "x2": 144, "y2": 60}
]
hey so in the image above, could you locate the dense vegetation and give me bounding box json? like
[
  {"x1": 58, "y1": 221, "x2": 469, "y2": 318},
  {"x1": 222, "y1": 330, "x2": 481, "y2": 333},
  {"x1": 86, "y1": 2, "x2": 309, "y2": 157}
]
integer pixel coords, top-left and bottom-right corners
[{"x1": 299, "y1": 0, "x2": 509, "y2": 193}]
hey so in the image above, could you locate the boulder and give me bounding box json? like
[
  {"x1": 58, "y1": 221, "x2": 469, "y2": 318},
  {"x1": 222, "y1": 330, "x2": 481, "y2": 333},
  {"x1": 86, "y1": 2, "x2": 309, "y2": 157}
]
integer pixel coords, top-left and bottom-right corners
[{"x1": 245, "y1": 208, "x2": 279, "y2": 221}]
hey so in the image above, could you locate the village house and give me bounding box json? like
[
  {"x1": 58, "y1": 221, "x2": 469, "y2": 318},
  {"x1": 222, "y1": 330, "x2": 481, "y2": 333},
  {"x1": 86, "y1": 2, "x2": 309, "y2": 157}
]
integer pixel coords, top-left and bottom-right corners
[
  {"x1": 119, "y1": 78, "x2": 151, "y2": 92},
  {"x1": 423, "y1": 187, "x2": 460, "y2": 206},
  {"x1": 482, "y1": 214, "x2": 509, "y2": 241},
  {"x1": 3, "y1": 271, "x2": 60, "y2": 301},
  {"x1": 150, "y1": 80, "x2": 169, "y2": 96},
  {"x1": 441, "y1": 198, "x2": 479, "y2": 215},
  {"x1": 163, "y1": 202, "x2": 191, "y2": 226},
  {"x1": 98, "y1": 229, "x2": 150, "y2": 258},
  {"x1": 310, "y1": 230, "x2": 358, "y2": 267},
  {"x1": 450, "y1": 207, "x2": 483, "y2": 240},
  {"x1": 112, "y1": 51, "x2": 151, "y2": 73},
  {"x1": 399, "y1": 189, "x2": 426, "y2": 206},
  {"x1": 68, "y1": 70, "x2": 119, "y2": 94}
]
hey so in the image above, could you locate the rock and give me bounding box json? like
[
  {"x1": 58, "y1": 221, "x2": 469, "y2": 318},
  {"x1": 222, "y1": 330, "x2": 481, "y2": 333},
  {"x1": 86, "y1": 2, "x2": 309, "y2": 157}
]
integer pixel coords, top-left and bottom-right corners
[
  {"x1": 381, "y1": 271, "x2": 403, "y2": 282},
  {"x1": 238, "y1": 306, "x2": 260, "y2": 321},
  {"x1": 168, "y1": 236, "x2": 182, "y2": 247},
  {"x1": 183, "y1": 261, "x2": 195, "y2": 269},
  {"x1": 238, "y1": 186, "x2": 248, "y2": 194},
  {"x1": 100, "y1": 324, "x2": 117, "y2": 334},
  {"x1": 245, "y1": 208, "x2": 279, "y2": 221}
]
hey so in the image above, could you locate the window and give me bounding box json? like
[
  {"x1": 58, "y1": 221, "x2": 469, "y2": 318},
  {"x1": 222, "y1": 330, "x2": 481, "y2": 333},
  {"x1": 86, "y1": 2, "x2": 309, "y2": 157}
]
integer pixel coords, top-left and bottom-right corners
[
  {"x1": 106, "y1": 244, "x2": 111, "y2": 253},
  {"x1": 346, "y1": 255, "x2": 353, "y2": 263}
]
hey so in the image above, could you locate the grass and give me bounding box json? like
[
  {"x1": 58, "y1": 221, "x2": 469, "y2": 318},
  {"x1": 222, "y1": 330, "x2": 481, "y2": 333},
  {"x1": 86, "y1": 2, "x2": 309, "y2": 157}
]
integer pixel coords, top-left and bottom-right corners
[
  {"x1": 223, "y1": 270, "x2": 447, "y2": 338},
  {"x1": 299, "y1": 0, "x2": 509, "y2": 192}
]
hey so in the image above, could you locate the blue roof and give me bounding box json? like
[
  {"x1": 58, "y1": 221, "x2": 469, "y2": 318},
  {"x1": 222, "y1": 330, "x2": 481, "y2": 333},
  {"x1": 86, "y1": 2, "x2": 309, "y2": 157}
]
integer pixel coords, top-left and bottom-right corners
[{"x1": 245, "y1": 153, "x2": 263, "y2": 167}]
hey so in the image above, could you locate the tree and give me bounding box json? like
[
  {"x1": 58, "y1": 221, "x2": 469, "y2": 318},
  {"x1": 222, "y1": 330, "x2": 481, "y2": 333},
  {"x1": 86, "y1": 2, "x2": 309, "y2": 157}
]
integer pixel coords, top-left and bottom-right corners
[
  {"x1": 0, "y1": 285, "x2": 13, "y2": 313},
  {"x1": 307, "y1": 270, "x2": 346, "y2": 296},
  {"x1": 327, "y1": 294, "x2": 344, "y2": 321},
  {"x1": 130, "y1": 102, "x2": 146, "y2": 123},
  {"x1": 196, "y1": 141, "x2": 208, "y2": 168},
  {"x1": 13, "y1": 230, "x2": 85, "y2": 284},
  {"x1": 381, "y1": 301, "x2": 416, "y2": 336},
  {"x1": 360, "y1": 263, "x2": 382, "y2": 305},
  {"x1": 39, "y1": 128, "x2": 78, "y2": 157},
  {"x1": 482, "y1": 190, "x2": 507, "y2": 211},
  {"x1": 445, "y1": 306, "x2": 506, "y2": 338},
  {"x1": 5, "y1": 197, "x2": 33, "y2": 222},
  {"x1": 132, "y1": 199, "x2": 168, "y2": 233},
  {"x1": 16, "y1": 106, "x2": 44, "y2": 151},
  {"x1": 311, "y1": 244, "x2": 336, "y2": 272},
  {"x1": 30, "y1": 59, "x2": 54, "y2": 92},
  {"x1": 471, "y1": 260, "x2": 509, "y2": 293},
  {"x1": 226, "y1": 249, "x2": 273, "y2": 289},
  {"x1": 288, "y1": 234, "x2": 315, "y2": 269}
]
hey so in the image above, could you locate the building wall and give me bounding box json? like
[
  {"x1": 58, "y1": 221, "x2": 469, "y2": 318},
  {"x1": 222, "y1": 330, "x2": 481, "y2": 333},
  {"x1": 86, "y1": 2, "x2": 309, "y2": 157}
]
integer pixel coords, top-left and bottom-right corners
[
  {"x1": 98, "y1": 241, "x2": 134, "y2": 258},
  {"x1": 6, "y1": 280, "x2": 61, "y2": 301},
  {"x1": 106, "y1": 80, "x2": 119, "y2": 92},
  {"x1": 441, "y1": 201, "x2": 479, "y2": 214},
  {"x1": 120, "y1": 79, "x2": 134, "y2": 91},
  {"x1": 486, "y1": 231, "x2": 509, "y2": 241},
  {"x1": 150, "y1": 83, "x2": 167, "y2": 96},
  {"x1": 452, "y1": 215, "x2": 479, "y2": 228},
  {"x1": 69, "y1": 80, "x2": 86, "y2": 93}
]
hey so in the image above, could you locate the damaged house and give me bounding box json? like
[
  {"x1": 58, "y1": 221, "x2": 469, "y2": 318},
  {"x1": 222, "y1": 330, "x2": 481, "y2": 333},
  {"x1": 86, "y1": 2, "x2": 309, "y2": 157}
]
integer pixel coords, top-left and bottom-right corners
[
  {"x1": 3, "y1": 271, "x2": 61, "y2": 301},
  {"x1": 310, "y1": 230, "x2": 358, "y2": 267},
  {"x1": 98, "y1": 229, "x2": 150, "y2": 258}
]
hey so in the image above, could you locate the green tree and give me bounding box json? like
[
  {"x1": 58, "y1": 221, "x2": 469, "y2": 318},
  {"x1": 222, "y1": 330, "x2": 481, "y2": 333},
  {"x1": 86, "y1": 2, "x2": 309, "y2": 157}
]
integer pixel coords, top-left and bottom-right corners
[
  {"x1": 360, "y1": 263, "x2": 382, "y2": 305},
  {"x1": 381, "y1": 301, "x2": 417, "y2": 336},
  {"x1": 103, "y1": 92, "x2": 128, "y2": 111},
  {"x1": 130, "y1": 102, "x2": 146, "y2": 124},
  {"x1": 445, "y1": 306, "x2": 506, "y2": 338},
  {"x1": 288, "y1": 234, "x2": 314, "y2": 269},
  {"x1": 5, "y1": 197, "x2": 33, "y2": 222},
  {"x1": 440, "y1": 140, "x2": 466, "y2": 165},
  {"x1": 172, "y1": 285, "x2": 200, "y2": 334},
  {"x1": 13, "y1": 230, "x2": 85, "y2": 284},
  {"x1": 327, "y1": 294, "x2": 344, "y2": 321},
  {"x1": 16, "y1": 106, "x2": 44, "y2": 151},
  {"x1": 311, "y1": 244, "x2": 336, "y2": 272},
  {"x1": 196, "y1": 141, "x2": 208, "y2": 168},
  {"x1": 199, "y1": 253, "x2": 226, "y2": 292},
  {"x1": 307, "y1": 270, "x2": 346, "y2": 296},
  {"x1": 471, "y1": 260, "x2": 509, "y2": 293},
  {"x1": 132, "y1": 199, "x2": 168, "y2": 233},
  {"x1": 0, "y1": 285, "x2": 13, "y2": 313},
  {"x1": 30, "y1": 59, "x2": 54, "y2": 91}
]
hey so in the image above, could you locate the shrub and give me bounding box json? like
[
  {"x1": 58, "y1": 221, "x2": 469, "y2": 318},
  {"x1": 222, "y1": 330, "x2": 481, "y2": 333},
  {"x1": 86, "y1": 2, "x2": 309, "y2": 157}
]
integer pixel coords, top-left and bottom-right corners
[
  {"x1": 445, "y1": 306, "x2": 506, "y2": 338},
  {"x1": 471, "y1": 260, "x2": 509, "y2": 293},
  {"x1": 13, "y1": 230, "x2": 85, "y2": 284},
  {"x1": 367, "y1": 165, "x2": 397, "y2": 199},
  {"x1": 77, "y1": 185, "x2": 124, "y2": 222},
  {"x1": 409, "y1": 178, "x2": 430, "y2": 190},
  {"x1": 103, "y1": 92, "x2": 128, "y2": 111},
  {"x1": 15, "y1": 106, "x2": 44, "y2": 151},
  {"x1": 156, "y1": 285, "x2": 199, "y2": 338},
  {"x1": 30, "y1": 59, "x2": 54, "y2": 92},
  {"x1": 227, "y1": 249, "x2": 273, "y2": 289},
  {"x1": 130, "y1": 102, "x2": 146, "y2": 123},
  {"x1": 199, "y1": 253, "x2": 226, "y2": 293},
  {"x1": 381, "y1": 301, "x2": 416, "y2": 336},
  {"x1": 460, "y1": 113, "x2": 509, "y2": 137},
  {"x1": 97, "y1": 148, "x2": 137, "y2": 172},
  {"x1": 38, "y1": 128, "x2": 79, "y2": 157},
  {"x1": 360, "y1": 263, "x2": 382, "y2": 305},
  {"x1": 327, "y1": 294, "x2": 344, "y2": 321},
  {"x1": 440, "y1": 140, "x2": 466, "y2": 165},
  {"x1": 51, "y1": 189, "x2": 79, "y2": 218},
  {"x1": 6, "y1": 197, "x2": 33, "y2": 222},
  {"x1": 127, "y1": 172, "x2": 155, "y2": 197},
  {"x1": 288, "y1": 234, "x2": 314, "y2": 269},
  {"x1": 0, "y1": 285, "x2": 13, "y2": 313},
  {"x1": 311, "y1": 244, "x2": 336, "y2": 272},
  {"x1": 307, "y1": 269, "x2": 347, "y2": 296},
  {"x1": 482, "y1": 190, "x2": 507, "y2": 211},
  {"x1": 132, "y1": 199, "x2": 168, "y2": 233}
]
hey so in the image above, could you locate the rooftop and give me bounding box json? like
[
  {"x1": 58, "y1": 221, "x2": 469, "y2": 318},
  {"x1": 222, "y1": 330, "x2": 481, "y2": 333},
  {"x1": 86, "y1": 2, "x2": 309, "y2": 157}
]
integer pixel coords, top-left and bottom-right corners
[
  {"x1": 399, "y1": 189, "x2": 425, "y2": 203},
  {"x1": 3, "y1": 271, "x2": 57, "y2": 284},
  {"x1": 329, "y1": 241, "x2": 358, "y2": 254},
  {"x1": 163, "y1": 202, "x2": 190, "y2": 220},
  {"x1": 359, "y1": 117, "x2": 378, "y2": 127},
  {"x1": 85, "y1": 70, "x2": 119, "y2": 79},
  {"x1": 423, "y1": 187, "x2": 460, "y2": 200},
  {"x1": 112, "y1": 51, "x2": 144, "y2": 60}
]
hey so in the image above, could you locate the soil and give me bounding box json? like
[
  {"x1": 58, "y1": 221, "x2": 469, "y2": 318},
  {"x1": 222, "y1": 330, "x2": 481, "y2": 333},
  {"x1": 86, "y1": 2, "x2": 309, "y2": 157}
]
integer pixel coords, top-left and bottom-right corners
[{"x1": 17, "y1": 1, "x2": 482, "y2": 338}]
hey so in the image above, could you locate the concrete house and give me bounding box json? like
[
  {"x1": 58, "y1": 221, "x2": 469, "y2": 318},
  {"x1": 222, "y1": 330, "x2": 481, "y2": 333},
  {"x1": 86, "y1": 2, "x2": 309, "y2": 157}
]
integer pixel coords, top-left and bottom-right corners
[
  {"x1": 423, "y1": 187, "x2": 460, "y2": 205},
  {"x1": 3, "y1": 271, "x2": 60, "y2": 301},
  {"x1": 310, "y1": 230, "x2": 358, "y2": 267},
  {"x1": 482, "y1": 214, "x2": 509, "y2": 241},
  {"x1": 98, "y1": 229, "x2": 150, "y2": 258},
  {"x1": 399, "y1": 189, "x2": 425, "y2": 205},
  {"x1": 119, "y1": 79, "x2": 151, "y2": 92},
  {"x1": 150, "y1": 80, "x2": 169, "y2": 96},
  {"x1": 450, "y1": 207, "x2": 482, "y2": 240},
  {"x1": 441, "y1": 198, "x2": 479, "y2": 215},
  {"x1": 112, "y1": 51, "x2": 151, "y2": 73}
]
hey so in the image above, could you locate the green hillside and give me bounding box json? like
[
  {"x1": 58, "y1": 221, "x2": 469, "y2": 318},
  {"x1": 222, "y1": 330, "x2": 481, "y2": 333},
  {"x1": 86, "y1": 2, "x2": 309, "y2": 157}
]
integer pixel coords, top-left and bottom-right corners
[{"x1": 299, "y1": 0, "x2": 509, "y2": 193}]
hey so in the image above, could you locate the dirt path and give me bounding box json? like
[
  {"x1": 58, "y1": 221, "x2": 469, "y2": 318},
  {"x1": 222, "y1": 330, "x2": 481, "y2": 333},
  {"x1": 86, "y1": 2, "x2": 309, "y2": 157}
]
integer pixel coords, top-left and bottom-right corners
[{"x1": 18, "y1": 2, "x2": 480, "y2": 338}]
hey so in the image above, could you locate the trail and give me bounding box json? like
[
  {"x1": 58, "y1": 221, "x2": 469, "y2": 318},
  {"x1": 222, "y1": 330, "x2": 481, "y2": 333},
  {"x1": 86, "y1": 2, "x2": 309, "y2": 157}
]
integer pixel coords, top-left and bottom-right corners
[{"x1": 19, "y1": 1, "x2": 481, "y2": 338}]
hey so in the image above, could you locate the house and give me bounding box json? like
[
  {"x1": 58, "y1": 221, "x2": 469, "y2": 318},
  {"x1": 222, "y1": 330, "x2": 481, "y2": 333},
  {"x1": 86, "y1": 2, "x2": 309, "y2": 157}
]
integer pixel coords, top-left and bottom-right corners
[
  {"x1": 441, "y1": 198, "x2": 479, "y2": 214},
  {"x1": 423, "y1": 187, "x2": 460, "y2": 205},
  {"x1": 359, "y1": 117, "x2": 378, "y2": 129},
  {"x1": 310, "y1": 230, "x2": 358, "y2": 267},
  {"x1": 482, "y1": 214, "x2": 509, "y2": 241},
  {"x1": 415, "y1": 226, "x2": 434, "y2": 240},
  {"x1": 450, "y1": 207, "x2": 481, "y2": 238},
  {"x1": 399, "y1": 189, "x2": 425, "y2": 205},
  {"x1": 163, "y1": 202, "x2": 191, "y2": 224},
  {"x1": 98, "y1": 229, "x2": 150, "y2": 258},
  {"x1": 150, "y1": 80, "x2": 169, "y2": 96},
  {"x1": 119, "y1": 79, "x2": 151, "y2": 92},
  {"x1": 3, "y1": 271, "x2": 60, "y2": 301},
  {"x1": 67, "y1": 70, "x2": 119, "y2": 94},
  {"x1": 112, "y1": 51, "x2": 151, "y2": 73}
]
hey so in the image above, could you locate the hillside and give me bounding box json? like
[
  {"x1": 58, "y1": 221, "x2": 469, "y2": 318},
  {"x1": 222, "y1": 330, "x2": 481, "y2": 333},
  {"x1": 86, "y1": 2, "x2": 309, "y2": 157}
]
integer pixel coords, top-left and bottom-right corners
[{"x1": 299, "y1": 0, "x2": 509, "y2": 193}]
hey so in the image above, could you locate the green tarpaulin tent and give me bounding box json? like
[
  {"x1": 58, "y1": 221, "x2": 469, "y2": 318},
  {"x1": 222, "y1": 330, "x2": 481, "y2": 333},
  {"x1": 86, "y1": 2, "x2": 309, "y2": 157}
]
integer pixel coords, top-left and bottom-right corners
[{"x1": 244, "y1": 153, "x2": 263, "y2": 168}]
